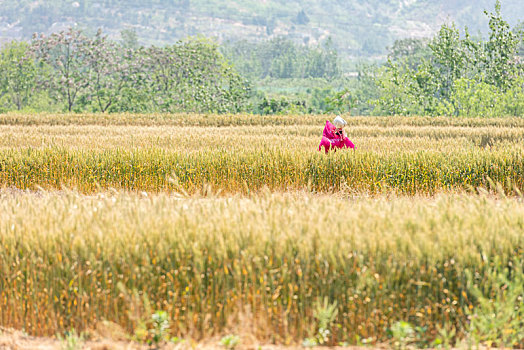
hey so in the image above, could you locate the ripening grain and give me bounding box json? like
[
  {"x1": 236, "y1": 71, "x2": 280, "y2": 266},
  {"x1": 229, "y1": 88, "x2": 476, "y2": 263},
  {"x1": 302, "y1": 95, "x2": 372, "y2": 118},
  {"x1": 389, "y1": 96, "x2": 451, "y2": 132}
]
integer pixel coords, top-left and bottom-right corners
[
  {"x1": 1, "y1": 147, "x2": 524, "y2": 194},
  {"x1": 0, "y1": 190, "x2": 523, "y2": 341},
  {"x1": 1, "y1": 113, "x2": 524, "y2": 195},
  {"x1": 1, "y1": 113, "x2": 523, "y2": 346}
]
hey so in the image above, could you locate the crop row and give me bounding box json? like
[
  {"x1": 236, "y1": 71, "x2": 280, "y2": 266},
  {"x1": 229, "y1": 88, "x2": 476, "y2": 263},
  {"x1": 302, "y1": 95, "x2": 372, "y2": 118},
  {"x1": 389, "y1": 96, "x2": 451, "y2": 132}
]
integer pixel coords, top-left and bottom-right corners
[
  {"x1": 3, "y1": 113, "x2": 524, "y2": 128},
  {"x1": 0, "y1": 190, "x2": 522, "y2": 344},
  {"x1": 0, "y1": 147, "x2": 523, "y2": 194}
]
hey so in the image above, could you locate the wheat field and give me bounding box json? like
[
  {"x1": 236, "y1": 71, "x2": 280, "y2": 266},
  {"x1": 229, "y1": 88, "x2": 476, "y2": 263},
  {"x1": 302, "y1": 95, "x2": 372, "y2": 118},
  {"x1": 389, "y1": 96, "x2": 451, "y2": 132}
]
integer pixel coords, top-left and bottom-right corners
[
  {"x1": 1, "y1": 113, "x2": 524, "y2": 195},
  {"x1": 0, "y1": 113, "x2": 523, "y2": 347}
]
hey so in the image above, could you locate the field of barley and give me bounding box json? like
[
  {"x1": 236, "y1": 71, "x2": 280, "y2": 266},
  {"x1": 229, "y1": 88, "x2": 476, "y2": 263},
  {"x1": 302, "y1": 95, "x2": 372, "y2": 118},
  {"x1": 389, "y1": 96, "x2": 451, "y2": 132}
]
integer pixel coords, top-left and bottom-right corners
[{"x1": 0, "y1": 113, "x2": 523, "y2": 348}]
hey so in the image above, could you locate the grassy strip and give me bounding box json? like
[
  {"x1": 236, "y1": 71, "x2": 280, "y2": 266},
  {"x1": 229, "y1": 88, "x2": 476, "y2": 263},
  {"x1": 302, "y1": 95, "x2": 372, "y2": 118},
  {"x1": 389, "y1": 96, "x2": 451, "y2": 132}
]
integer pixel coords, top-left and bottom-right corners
[
  {"x1": 3, "y1": 113, "x2": 524, "y2": 127},
  {"x1": 0, "y1": 147, "x2": 523, "y2": 194}
]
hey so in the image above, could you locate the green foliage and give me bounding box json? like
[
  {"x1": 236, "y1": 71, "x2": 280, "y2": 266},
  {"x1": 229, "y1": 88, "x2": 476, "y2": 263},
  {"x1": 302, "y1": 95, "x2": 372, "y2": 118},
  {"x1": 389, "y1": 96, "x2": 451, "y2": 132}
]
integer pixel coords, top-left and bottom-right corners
[
  {"x1": 150, "y1": 311, "x2": 170, "y2": 346},
  {"x1": 31, "y1": 28, "x2": 95, "y2": 112},
  {"x1": 138, "y1": 37, "x2": 251, "y2": 113},
  {"x1": 221, "y1": 37, "x2": 340, "y2": 80},
  {"x1": 387, "y1": 322, "x2": 430, "y2": 349},
  {"x1": 220, "y1": 335, "x2": 240, "y2": 350},
  {"x1": 118, "y1": 283, "x2": 172, "y2": 347},
  {"x1": 57, "y1": 329, "x2": 85, "y2": 350},
  {"x1": 255, "y1": 96, "x2": 307, "y2": 115},
  {"x1": 429, "y1": 23, "x2": 475, "y2": 97},
  {"x1": 0, "y1": 2, "x2": 522, "y2": 116},
  {"x1": 248, "y1": 76, "x2": 354, "y2": 115},
  {"x1": 313, "y1": 297, "x2": 338, "y2": 334},
  {"x1": 370, "y1": 1, "x2": 523, "y2": 117},
  {"x1": 0, "y1": 41, "x2": 36, "y2": 111},
  {"x1": 371, "y1": 63, "x2": 441, "y2": 116},
  {"x1": 390, "y1": 321, "x2": 415, "y2": 349},
  {"x1": 450, "y1": 76, "x2": 524, "y2": 117},
  {"x1": 84, "y1": 29, "x2": 140, "y2": 112},
  {"x1": 466, "y1": 259, "x2": 524, "y2": 348},
  {"x1": 2, "y1": 29, "x2": 251, "y2": 114},
  {"x1": 254, "y1": 5, "x2": 522, "y2": 117},
  {"x1": 322, "y1": 88, "x2": 352, "y2": 114},
  {"x1": 516, "y1": 22, "x2": 524, "y2": 57},
  {"x1": 433, "y1": 324, "x2": 456, "y2": 349},
  {"x1": 388, "y1": 38, "x2": 432, "y2": 69},
  {"x1": 303, "y1": 297, "x2": 338, "y2": 346},
  {"x1": 482, "y1": 0, "x2": 522, "y2": 90}
]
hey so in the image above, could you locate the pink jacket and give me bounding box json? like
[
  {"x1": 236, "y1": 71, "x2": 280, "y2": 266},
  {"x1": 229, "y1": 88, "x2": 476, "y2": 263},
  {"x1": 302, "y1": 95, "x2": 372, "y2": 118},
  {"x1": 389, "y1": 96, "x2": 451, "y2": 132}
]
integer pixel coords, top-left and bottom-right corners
[{"x1": 318, "y1": 120, "x2": 355, "y2": 153}]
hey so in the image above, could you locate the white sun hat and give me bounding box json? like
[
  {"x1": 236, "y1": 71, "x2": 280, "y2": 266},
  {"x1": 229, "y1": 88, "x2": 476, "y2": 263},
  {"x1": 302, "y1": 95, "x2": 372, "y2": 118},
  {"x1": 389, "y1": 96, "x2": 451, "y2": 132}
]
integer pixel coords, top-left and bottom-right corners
[{"x1": 333, "y1": 115, "x2": 347, "y2": 128}]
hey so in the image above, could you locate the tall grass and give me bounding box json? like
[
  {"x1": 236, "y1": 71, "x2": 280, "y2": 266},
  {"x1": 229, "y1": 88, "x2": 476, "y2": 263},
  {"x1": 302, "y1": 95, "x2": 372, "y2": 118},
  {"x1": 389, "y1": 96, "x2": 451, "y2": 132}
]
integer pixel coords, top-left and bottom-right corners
[{"x1": 0, "y1": 190, "x2": 523, "y2": 343}]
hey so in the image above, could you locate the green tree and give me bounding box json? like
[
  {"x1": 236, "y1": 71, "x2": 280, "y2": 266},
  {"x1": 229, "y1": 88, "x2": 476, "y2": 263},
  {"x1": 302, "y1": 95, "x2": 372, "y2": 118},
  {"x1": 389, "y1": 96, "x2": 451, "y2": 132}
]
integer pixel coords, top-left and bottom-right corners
[
  {"x1": 371, "y1": 1, "x2": 523, "y2": 117},
  {"x1": 304, "y1": 38, "x2": 339, "y2": 79},
  {"x1": 0, "y1": 41, "x2": 36, "y2": 110},
  {"x1": 222, "y1": 37, "x2": 340, "y2": 80},
  {"x1": 428, "y1": 23, "x2": 472, "y2": 100},
  {"x1": 515, "y1": 22, "x2": 524, "y2": 58},
  {"x1": 31, "y1": 28, "x2": 94, "y2": 112},
  {"x1": 143, "y1": 37, "x2": 250, "y2": 113},
  {"x1": 388, "y1": 38, "x2": 431, "y2": 69},
  {"x1": 481, "y1": 0, "x2": 522, "y2": 90},
  {"x1": 86, "y1": 29, "x2": 143, "y2": 112}
]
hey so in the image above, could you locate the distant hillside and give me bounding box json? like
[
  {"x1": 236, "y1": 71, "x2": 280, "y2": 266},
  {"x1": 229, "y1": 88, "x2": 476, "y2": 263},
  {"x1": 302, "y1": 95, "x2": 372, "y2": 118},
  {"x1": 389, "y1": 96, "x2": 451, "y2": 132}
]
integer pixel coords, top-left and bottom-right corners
[{"x1": 0, "y1": 0, "x2": 522, "y2": 56}]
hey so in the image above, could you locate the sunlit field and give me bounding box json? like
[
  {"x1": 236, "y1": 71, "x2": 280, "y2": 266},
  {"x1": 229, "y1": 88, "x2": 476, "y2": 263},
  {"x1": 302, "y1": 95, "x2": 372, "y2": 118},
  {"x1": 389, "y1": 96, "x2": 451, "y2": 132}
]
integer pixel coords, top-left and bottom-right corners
[
  {"x1": 1, "y1": 113, "x2": 524, "y2": 195},
  {"x1": 0, "y1": 113, "x2": 523, "y2": 348},
  {"x1": 1, "y1": 190, "x2": 523, "y2": 344}
]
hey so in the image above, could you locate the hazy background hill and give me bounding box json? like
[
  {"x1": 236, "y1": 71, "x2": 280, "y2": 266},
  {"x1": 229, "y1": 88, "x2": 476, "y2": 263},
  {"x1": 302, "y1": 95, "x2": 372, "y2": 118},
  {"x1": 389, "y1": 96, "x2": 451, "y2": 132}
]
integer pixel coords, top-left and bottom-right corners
[{"x1": 0, "y1": 0, "x2": 522, "y2": 57}]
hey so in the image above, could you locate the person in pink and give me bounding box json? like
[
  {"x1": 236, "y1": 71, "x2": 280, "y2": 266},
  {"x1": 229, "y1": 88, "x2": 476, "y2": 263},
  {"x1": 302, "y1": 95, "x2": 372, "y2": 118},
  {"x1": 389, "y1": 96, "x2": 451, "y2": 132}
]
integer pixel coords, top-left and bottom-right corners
[{"x1": 318, "y1": 115, "x2": 355, "y2": 153}]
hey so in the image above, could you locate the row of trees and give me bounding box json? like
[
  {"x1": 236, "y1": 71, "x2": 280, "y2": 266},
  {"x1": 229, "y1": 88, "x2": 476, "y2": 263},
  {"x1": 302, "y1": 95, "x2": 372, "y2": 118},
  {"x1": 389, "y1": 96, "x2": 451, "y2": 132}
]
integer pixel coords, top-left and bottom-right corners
[
  {"x1": 0, "y1": 28, "x2": 343, "y2": 114},
  {"x1": 369, "y1": 1, "x2": 524, "y2": 117},
  {"x1": 221, "y1": 37, "x2": 340, "y2": 80},
  {"x1": 0, "y1": 1, "x2": 522, "y2": 116},
  {"x1": 0, "y1": 29, "x2": 250, "y2": 113},
  {"x1": 220, "y1": 1, "x2": 523, "y2": 117}
]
